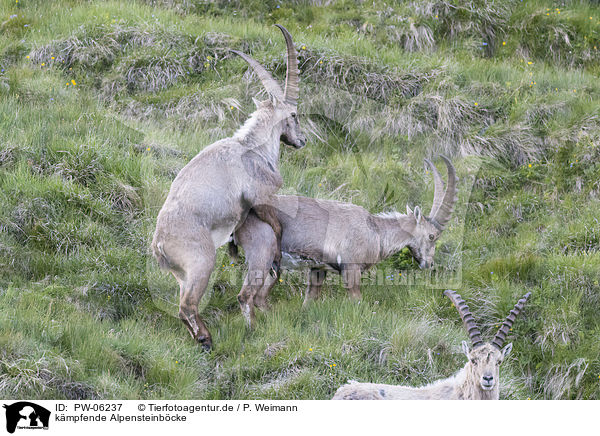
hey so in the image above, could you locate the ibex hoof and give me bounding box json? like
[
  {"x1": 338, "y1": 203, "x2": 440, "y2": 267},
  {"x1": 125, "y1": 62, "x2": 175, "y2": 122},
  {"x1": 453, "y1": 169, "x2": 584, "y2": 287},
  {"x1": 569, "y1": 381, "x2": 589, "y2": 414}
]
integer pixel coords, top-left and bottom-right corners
[
  {"x1": 270, "y1": 261, "x2": 280, "y2": 278},
  {"x1": 254, "y1": 300, "x2": 271, "y2": 312},
  {"x1": 196, "y1": 336, "x2": 212, "y2": 352}
]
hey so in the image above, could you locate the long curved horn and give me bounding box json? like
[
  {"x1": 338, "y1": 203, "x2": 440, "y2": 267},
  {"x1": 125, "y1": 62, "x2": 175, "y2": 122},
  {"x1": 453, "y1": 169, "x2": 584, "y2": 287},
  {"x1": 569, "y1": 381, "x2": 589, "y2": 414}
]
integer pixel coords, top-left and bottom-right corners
[
  {"x1": 231, "y1": 49, "x2": 284, "y2": 100},
  {"x1": 444, "y1": 290, "x2": 483, "y2": 348},
  {"x1": 425, "y1": 158, "x2": 445, "y2": 219},
  {"x1": 430, "y1": 155, "x2": 458, "y2": 230},
  {"x1": 275, "y1": 24, "x2": 299, "y2": 105},
  {"x1": 491, "y1": 292, "x2": 531, "y2": 349}
]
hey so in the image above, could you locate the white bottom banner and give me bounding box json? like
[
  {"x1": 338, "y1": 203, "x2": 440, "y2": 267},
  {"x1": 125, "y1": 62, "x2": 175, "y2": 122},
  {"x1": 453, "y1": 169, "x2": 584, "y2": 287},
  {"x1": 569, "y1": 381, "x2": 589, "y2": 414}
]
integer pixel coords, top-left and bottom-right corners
[{"x1": 0, "y1": 399, "x2": 595, "y2": 435}]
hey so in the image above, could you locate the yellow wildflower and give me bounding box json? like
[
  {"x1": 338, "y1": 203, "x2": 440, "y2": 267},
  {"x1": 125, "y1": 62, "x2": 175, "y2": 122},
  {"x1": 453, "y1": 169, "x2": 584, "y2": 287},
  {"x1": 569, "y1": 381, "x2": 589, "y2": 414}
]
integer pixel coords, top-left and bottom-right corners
[
  {"x1": 502, "y1": 41, "x2": 506, "y2": 46},
  {"x1": 26, "y1": 55, "x2": 30, "y2": 59},
  {"x1": 41, "y1": 63, "x2": 45, "y2": 66},
  {"x1": 474, "y1": 102, "x2": 478, "y2": 106},
  {"x1": 71, "y1": 79, "x2": 76, "y2": 86},
  {"x1": 51, "y1": 57, "x2": 55, "y2": 60},
  {"x1": 528, "y1": 164, "x2": 532, "y2": 168}
]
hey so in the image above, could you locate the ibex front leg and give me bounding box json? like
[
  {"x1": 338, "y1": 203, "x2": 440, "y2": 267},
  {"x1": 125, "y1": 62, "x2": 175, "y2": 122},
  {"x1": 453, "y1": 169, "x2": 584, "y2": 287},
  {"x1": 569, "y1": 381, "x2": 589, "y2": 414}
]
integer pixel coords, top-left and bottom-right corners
[
  {"x1": 342, "y1": 266, "x2": 362, "y2": 300},
  {"x1": 303, "y1": 268, "x2": 327, "y2": 306}
]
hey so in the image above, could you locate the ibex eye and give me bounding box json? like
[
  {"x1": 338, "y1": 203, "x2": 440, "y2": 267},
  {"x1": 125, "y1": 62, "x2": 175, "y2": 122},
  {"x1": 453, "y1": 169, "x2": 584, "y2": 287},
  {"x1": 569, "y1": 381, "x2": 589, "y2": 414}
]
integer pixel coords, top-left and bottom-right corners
[
  {"x1": 291, "y1": 112, "x2": 297, "y2": 118},
  {"x1": 429, "y1": 234, "x2": 434, "y2": 241}
]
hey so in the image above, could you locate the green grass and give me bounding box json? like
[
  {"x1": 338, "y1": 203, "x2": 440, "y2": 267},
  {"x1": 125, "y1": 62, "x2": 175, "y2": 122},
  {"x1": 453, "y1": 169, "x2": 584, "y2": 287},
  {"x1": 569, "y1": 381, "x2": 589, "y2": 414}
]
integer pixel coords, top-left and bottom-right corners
[{"x1": 1, "y1": 0, "x2": 599, "y2": 400}]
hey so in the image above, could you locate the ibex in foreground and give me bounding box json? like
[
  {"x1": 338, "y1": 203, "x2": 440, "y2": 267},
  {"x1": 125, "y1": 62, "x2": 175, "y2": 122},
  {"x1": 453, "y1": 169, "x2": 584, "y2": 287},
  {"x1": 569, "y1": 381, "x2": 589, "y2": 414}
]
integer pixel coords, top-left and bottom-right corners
[
  {"x1": 152, "y1": 25, "x2": 305, "y2": 350},
  {"x1": 332, "y1": 290, "x2": 531, "y2": 400},
  {"x1": 231, "y1": 157, "x2": 457, "y2": 326}
]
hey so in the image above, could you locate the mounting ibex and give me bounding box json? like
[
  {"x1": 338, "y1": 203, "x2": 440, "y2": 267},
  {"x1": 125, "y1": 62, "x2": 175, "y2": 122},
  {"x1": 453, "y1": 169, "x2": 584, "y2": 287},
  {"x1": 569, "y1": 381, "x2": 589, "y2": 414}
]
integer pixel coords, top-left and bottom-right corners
[
  {"x1": 231, "y1": 157, "x2": 457, "y2": 325},
  {"x1": 152, "y1": 25, "x2": 305, "y2": 350},
  {"x1": 332, "y1": 290, "x2": 531, "y2": 400}
]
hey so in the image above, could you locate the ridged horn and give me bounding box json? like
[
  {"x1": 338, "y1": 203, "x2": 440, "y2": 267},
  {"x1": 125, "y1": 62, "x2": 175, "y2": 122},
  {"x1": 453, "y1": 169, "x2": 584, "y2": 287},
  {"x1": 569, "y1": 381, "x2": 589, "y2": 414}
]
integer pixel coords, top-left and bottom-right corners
[
  {"x1": 491, "y1": 292, "x2": 531, "y2": 349},
  {"x1": 444, "y1": 290, "x2": 483, "y2": 348},
  {"x1": 231, "y1": 49, "x2": 284, "y2": 101},
  {"x1": 275, "y1": 24, "x2": 299, "y2": 105},
  {"x1": 425, "y1": 158, "x2": 445, "y2": 219},
  {"x1": 429, "y1": 155, "x2": 458, "y2": 230}
]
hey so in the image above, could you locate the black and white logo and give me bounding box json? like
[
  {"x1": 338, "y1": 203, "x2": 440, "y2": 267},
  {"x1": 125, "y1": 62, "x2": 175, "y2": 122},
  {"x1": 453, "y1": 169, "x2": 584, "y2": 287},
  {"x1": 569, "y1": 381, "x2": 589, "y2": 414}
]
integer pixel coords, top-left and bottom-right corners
[{"x1": 2, "y1": 402, "x2": 50, "y2": 434}]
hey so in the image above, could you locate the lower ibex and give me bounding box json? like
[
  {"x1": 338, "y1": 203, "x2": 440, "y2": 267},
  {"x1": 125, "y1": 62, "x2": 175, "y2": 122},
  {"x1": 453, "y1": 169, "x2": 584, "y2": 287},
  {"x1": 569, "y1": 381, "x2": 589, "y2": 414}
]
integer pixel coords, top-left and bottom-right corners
[
  {"x1": 231, "y1": 157, "x2": 458, "y2": 326},
  {"x1": 152, "y1": 25, "x2": 304, "y2": 350},
  {"x1": 332, "y1": 290, "x2": 531, "y2": 400}
]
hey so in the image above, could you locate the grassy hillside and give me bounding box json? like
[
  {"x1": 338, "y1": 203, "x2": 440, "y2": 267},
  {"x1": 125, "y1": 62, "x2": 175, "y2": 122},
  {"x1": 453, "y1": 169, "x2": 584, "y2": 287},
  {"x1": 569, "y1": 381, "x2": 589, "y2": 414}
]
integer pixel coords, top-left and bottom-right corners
[{"x1": 1, "y1": 0, "x2": 599, "y2": 399}]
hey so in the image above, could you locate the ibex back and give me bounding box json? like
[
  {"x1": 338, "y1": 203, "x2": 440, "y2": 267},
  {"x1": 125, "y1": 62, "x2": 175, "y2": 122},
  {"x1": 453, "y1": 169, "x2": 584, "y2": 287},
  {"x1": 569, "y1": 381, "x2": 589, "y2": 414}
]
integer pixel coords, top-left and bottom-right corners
[{"x1": 152, "y1": 25, "x2": 305, "y2": 350}]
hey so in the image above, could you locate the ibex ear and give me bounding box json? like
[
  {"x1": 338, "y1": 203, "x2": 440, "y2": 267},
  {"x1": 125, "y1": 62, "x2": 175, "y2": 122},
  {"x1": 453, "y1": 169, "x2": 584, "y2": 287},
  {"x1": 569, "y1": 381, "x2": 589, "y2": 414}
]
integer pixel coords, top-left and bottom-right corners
[
  {"x1": 414, "y1": 206, "x2": 422, "y2": 224},
  {"x1": 461, "y1": 340, "x2": 470, "y2": 357},
  {"x1": 406, "y1": 204, "x2": 413, "y2": 215},
  {"x1": 269, "y1": 92, "x2": 284, "y2": 107},
  {"x1": 501, "y1": 343, "x2": 513, "y2": 359}
]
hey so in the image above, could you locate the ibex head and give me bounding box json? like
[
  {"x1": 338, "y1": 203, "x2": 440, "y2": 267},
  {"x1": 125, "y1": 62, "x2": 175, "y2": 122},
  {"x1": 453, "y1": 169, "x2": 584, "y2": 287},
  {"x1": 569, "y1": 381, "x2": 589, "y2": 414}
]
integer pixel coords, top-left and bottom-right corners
[
  {"x1": 406, "y1": 156, "x2": 458, "y2": 269},
  {"x1": 232, "y1": 25, "x2": 306, "y2": 149},
  {"x1": 444, "y1": 290, "x2": 531, "y2": 392}
]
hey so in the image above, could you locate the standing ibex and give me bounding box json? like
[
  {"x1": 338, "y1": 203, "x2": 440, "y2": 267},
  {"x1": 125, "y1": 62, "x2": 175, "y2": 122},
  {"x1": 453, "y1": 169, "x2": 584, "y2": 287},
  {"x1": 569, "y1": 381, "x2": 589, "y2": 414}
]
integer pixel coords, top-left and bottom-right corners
[
  {"x1": 152, "y1": 25, "x2": 305, "y2": 350},
  {"x1": 332, "y1": 290, "x2": 531, "y2": 400},
  {"x1": 231, "y1": 157, "x2": 457, "y2": 325}
]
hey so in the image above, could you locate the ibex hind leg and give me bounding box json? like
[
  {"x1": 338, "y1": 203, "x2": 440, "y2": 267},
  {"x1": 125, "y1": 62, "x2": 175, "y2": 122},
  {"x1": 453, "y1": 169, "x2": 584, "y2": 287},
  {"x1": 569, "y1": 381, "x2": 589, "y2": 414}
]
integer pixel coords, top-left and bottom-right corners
[
  {"x1": 252, "y1": 204, "x2": 282, "y2": 276},
  {"x1": 176, "y1": 240, "x2": 216, "y2": 351},
  {"x1": 253, "y1": 273, "x2": 277, "y2": 311},
  {"x1": 238, "y1": 259, "x2": 275, "y2": 327}
]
